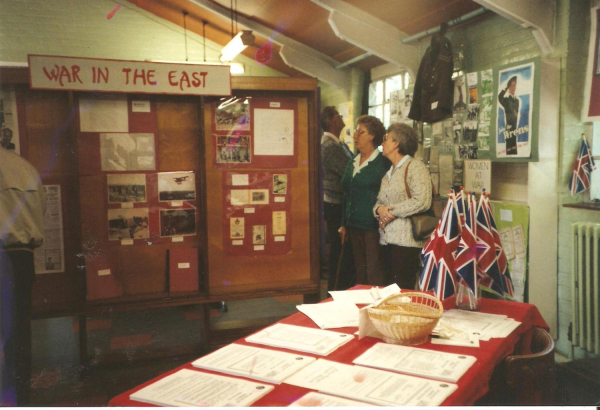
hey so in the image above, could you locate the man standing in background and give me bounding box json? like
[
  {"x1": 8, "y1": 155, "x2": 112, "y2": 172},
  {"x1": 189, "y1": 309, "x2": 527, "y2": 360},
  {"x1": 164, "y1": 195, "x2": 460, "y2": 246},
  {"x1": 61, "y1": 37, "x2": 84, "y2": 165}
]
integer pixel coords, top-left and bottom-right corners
[
  {"x1": 320, "y1": 107, "x2": 354, "y2": 290},
  {"x1": 1, "y1": 146, "x2": 46, "y2": 406}
]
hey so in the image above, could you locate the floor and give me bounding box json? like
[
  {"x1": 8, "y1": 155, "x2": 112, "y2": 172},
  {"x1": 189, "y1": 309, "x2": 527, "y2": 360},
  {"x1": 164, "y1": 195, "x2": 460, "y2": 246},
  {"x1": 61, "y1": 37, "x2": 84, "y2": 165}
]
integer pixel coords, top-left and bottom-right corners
[{"x1": 26, "y1": 275, "x2": 600, "y2": 406}]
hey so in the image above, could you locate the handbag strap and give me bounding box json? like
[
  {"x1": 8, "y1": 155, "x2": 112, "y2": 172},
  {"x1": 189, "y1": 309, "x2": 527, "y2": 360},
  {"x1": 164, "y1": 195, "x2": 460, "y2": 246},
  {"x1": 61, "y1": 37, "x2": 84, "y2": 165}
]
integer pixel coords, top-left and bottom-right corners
[{"x1": 403, "y1": 159, "x2": 436, "y2": 200}]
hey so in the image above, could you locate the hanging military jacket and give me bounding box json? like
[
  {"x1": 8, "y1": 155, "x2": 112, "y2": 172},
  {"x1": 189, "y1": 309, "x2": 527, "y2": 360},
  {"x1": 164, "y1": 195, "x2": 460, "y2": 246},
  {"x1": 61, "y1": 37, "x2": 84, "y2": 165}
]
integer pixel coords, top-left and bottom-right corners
[{"x1": 408, "y1": 34, "x2": 453, "y2": 123}]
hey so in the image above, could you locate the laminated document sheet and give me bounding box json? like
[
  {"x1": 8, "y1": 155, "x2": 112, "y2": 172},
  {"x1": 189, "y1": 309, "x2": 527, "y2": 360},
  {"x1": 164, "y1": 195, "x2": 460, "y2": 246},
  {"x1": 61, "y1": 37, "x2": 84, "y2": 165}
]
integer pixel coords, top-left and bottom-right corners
[
  {"x1": 130, "y1": 369, "x2": 273, "y2": 407},
  {"x1": 353, "y1": 343, "x2": 477, "y2": 383},
  {"x1": 246, "y1": 323, "x2": 353, "y2": 356},
  {"x1": 283, "y1": 359, "x2": 458, "y2": 407},
  {"x1": 191, "y1": 343, "x2": 315, "y2": 384},
  {"x1": 289, "y1": 392, "x2": 373, "y2": 407}
]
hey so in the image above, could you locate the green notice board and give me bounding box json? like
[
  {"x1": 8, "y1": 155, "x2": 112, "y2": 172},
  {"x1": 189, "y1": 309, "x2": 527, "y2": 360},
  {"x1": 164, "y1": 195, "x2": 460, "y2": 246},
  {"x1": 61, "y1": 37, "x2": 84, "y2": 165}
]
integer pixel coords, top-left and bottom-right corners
[{"x1": 488, "y1": 200, "x2": 529, "y2": 301}]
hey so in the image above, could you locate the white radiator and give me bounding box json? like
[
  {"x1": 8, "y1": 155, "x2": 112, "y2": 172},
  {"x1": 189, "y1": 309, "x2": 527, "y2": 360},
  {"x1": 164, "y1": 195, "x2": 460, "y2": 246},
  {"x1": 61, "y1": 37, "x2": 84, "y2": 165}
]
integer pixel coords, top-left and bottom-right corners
[{"x1": 571, "y1": 222, "x2": 600, "y2": 354}]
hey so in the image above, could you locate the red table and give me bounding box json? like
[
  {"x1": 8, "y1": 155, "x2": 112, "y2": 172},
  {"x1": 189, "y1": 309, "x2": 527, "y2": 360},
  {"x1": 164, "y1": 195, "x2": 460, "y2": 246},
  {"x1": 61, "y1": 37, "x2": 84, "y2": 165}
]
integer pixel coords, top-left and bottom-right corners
[{"x1": 109, "y1": 288, "x2": 548, "y2": 406}]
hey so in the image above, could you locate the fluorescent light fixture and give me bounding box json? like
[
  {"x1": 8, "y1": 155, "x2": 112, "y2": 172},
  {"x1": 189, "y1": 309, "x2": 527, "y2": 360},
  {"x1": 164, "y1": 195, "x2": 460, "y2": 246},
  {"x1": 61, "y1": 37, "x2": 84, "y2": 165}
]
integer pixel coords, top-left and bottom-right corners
[{"x1": 220, "y1": 30, "x2": 255, "y2": 62}]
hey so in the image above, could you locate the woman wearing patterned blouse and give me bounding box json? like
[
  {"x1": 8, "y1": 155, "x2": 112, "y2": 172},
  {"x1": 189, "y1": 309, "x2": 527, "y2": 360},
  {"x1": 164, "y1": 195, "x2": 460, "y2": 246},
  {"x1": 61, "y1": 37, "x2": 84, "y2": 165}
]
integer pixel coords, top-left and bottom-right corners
[
  {"x1": 338, "y1": 116, "x2": 390, "y2": 286},
  {"x1": 374, "y1": 123, "x2": 432, "y2": 289}
]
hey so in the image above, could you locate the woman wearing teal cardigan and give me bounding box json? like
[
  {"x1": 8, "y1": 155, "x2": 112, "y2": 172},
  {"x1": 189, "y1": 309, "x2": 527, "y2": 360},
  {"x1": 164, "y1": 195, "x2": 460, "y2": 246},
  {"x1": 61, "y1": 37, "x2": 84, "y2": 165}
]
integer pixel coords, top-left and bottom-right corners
[{"x1": 338, "y1": 115, "x2": 390, "y2": 286}]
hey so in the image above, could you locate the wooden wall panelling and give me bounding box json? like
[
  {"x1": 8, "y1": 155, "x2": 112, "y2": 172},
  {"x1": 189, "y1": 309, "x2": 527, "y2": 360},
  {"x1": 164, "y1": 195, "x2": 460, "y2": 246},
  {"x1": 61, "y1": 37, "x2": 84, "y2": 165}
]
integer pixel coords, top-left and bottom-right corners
[{"x1": 23, "y1": 87, "x2": 85, "y2": 316}]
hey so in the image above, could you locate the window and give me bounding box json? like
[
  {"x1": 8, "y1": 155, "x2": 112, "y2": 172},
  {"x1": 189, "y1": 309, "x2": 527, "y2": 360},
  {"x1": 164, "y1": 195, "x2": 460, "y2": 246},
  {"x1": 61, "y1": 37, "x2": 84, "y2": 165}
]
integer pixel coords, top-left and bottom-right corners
[{"x1": 368, "y1": 73, "x2": 404, "y2": 128}]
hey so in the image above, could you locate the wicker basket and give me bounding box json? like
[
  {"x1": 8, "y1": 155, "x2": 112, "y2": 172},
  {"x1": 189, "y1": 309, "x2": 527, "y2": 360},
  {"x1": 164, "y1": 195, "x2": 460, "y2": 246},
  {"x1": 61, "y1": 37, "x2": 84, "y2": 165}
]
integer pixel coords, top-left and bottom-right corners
[{"x1": 367, "y1": 292, "x2": 443, "y2": 345}]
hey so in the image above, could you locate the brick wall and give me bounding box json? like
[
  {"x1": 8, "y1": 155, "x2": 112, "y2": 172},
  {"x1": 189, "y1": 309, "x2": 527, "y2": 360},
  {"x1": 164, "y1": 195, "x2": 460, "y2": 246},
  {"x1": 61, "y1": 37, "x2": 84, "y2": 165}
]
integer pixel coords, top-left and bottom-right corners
[{"x1": 0, "y1": 0, "x2": 285, "y2": 78}]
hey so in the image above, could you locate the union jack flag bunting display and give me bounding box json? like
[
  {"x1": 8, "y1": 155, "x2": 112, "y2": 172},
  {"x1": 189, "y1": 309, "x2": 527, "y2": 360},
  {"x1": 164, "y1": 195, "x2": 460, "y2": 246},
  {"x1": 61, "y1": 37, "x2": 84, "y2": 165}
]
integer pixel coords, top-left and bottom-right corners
[
  {"x1": 569, "y1": 135, "x2": 596, "y2": 195},
  {"x1": 482, "y1": 192, "x2": 514, "y2": 297},
  {"x1": 419, "y1": 190, "x2": 460, "y2": 300},
  {"x1": 454, "y1": 192, "x2": 478, "y2": 293}
]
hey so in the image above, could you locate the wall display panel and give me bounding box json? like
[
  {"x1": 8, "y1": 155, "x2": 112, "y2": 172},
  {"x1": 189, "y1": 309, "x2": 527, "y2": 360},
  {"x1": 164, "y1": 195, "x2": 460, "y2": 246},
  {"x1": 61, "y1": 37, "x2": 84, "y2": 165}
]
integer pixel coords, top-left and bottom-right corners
[
  {"x1": 78, "y1": 94, "x2": 203, "y2": 300},
  {"x1": 222, "y1": 171, "x2": 292, "y2": 256},
  {"x1": 204, "y1": 94, "x2": 312, "y2": 292}
]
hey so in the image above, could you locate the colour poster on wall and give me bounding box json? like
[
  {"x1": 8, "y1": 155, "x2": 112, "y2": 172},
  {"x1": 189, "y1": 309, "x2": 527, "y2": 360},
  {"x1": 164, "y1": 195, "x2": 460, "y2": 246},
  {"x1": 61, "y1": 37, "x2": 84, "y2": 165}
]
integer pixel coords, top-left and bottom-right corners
[{"x1": 496, "y1": 62, "x2": 534, "y2": 158}]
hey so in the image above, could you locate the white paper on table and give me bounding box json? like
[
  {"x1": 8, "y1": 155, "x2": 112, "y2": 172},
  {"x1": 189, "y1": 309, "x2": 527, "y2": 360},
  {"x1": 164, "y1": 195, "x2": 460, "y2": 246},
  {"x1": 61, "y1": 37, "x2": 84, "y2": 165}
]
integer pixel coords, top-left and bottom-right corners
[
  {"x1": 79, "y1": 95, "x2": 128, "y2": 132},
  {"x1": 289, "y1": 391, "x2": 373, "y2": 407},
  {"x1": 431, "y1": 332, "x2": 480, "y2": 348},
  {"x1": 375, "y1": 283, "x2": 401, "y2": 299},
  {"x1": 192, "y1": 343, "x2": 315, "y2": 384},
  {"x1": 129, "y1": 369, "x2": 273, "y2": 407},
  {"x1": 329, "y1": 284, "x2": 400, "y2": 305},
  {"x1": 254, "y1": 108, "x2": 294, "y2": 156},
  {"x1": 329, "y1": 289, "x2": 376, "y2": 304},
  {"x1": 358, "y1": 304, "x2": 385, "y2": 340},
  {"x1": 283, "y1": 359, "x2": 458, "y2": 407},
  {"x1": 296, "y1": 301, "x2": 359, "y2": 329},
  {"x1": 441, "y1": 310, "x2": 520, "y2": 340},
  {"x1": 246, "y1": 323, "x2": 353, "y2": 356},
  {"x1": 353, "y1": 343, "x2": 477, "y2": 383}
]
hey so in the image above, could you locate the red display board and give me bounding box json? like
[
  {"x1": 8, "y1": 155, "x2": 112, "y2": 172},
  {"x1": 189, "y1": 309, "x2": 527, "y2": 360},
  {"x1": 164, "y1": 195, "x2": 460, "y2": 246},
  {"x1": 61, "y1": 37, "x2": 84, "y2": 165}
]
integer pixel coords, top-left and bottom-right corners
[{"x1": 221, "y1": 171, "x2": 292, "y2": 256}]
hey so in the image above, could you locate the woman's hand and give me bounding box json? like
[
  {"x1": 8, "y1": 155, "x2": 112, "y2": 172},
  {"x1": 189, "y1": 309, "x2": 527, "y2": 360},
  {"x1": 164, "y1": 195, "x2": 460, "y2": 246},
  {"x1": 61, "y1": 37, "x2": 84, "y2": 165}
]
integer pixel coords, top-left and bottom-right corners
[
  {"x1": 338, "y1": 226, "x2": 347, "y2": 245},
  {"x1": 377, "y1": 206, "x2": 396, "y2": 230}
]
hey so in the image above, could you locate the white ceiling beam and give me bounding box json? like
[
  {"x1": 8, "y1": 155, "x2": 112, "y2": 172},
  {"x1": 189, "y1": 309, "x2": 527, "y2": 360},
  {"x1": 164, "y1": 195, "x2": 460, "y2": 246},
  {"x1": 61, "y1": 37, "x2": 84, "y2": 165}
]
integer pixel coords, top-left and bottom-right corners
[
  {"x1": 472, "y1": 0, "x2": 555, "y2": 55},
  {"x1": 311, "y1": 0, "x2": 420, "y2": 78},
  {"x1": 188, "y1": 0, "x2": 351, "y2": 94}
]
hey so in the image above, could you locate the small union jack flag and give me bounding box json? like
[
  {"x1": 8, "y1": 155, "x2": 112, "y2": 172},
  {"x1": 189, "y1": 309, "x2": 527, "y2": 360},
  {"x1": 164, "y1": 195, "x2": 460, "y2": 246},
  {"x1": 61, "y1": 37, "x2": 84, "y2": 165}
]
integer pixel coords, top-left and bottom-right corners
[
  {"x1": 454, "y1": 192, "x2": 478, "y2": 293},
  {"x1": 454, "y1": 186, "x2": 467, "y2": 229},
  {"x1": 483, "y1": 192, "x2": 514, "y2": 297},
  {"x1": 419, "y1": 190, "x2": 460, "y2": 300},
  {"x1": 569, "y1": 136, "x2": 596, "y2": 195}
]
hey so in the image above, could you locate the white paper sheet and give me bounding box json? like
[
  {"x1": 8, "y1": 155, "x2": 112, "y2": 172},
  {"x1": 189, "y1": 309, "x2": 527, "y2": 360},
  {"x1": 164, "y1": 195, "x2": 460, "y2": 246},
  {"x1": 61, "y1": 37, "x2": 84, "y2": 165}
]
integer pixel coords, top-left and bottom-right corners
[
  {"x1": 34, "y1": 185, "x2": 65, "y2": 274},
  {"x1": 192, "y1": 343, "x2": 315, "y2": 384},
  {"x1": 353, "y1": 343, "x2": 477, "y2": 383},
  {"x1": 329, "y1": 289, "x2": 376, "y2": 304},
  {"x1": 289, "y1": 392, "x2": 373, "y2": 407},
  {"x1": 246, "y1": 323, "x2": 353, "y2": 356},
  {"x1": 296, "y1": 301, "x2": 359, "y2": 329},
  {"x1": 440, "y1": 309, "x2": 520, "y2": 341},
  {"x1": 79, "y1": 95, "x2": 128, "y2": 132},
  {"x1": 130, "y1": 369, "x2": 273, "y2": 407},
  {"x1": 284, "y1": 359, "x2": 458, "y2": 407},
  {"x1": 254, "y1": 108, "x2": 294, "y2": 156}
]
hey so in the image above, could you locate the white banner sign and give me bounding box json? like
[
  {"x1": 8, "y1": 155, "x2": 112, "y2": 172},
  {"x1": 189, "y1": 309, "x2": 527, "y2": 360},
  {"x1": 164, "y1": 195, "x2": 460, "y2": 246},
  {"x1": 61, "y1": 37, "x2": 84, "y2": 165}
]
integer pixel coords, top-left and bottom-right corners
[{"x1": 28, "y1": 55, "x2": 231, "y2": 96}]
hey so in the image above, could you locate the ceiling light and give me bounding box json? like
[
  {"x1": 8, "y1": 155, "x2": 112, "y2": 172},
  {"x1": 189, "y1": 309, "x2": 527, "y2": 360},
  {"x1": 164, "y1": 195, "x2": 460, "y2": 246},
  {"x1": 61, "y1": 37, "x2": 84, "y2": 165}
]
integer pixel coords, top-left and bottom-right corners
[{"x1": 220, "y1": 30, "x2": 255, "y2": 62}]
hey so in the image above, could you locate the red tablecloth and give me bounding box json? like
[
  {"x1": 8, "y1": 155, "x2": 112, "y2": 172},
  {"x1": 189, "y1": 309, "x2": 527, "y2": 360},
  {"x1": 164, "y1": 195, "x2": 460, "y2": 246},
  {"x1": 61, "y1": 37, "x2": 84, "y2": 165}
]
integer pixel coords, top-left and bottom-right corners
[{"x1": 109, "y1": 287, "x2": 548, "y2": 406}]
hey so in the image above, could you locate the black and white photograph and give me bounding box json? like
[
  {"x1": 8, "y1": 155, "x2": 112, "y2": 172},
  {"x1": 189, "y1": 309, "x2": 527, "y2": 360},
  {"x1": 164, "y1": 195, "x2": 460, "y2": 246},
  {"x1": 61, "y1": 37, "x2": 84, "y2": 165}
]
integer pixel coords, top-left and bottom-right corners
[
  {"x1": 158, "y1": 171, "x2": 196, "y2": 201},
  {"x1": 457, "y1": 144, "x2": 479, "y2": 159},
  {"x1": 107, "y1": 174, "x2": 147, "y2": 203},
  {"x1": 100, "y1": 133, "x2": 156, "y2": 171},
  {"x1": 215, "y1": 100, "x2": 250, "y2": 131},
  {"x1": 216, "y1": 134, "x2": 251, "y2": 164},
  {"x1": 249, "y1": 189, "x2": 269, "y2": 205},
  {"x1": 252, "y1": 225, "x2": 266, "y2": 245},
  {"x1": 453, "y1": 126, "x2": 462, "y2": 144},
  {"x1": 467, "y1": 104, "x2": 480, "y2": 121},
  {"x1": 453, "y1": 75, "x2": 467, "y2": 112},
  {"x1": 108, "y1": 208, "x2": 149, "y2": 241},
  {"x1": 453, "y1": 114, "x2": 463, "y2": 127},
  {"x1": 273, "y1": 174, "x2": 288, "y2": 195},
  {"x1": 463, "y1": 121, "x2": 478, "y2": 143},
  {"x1": 160, "y1": 209, "x2": 197, "y2": 237}
]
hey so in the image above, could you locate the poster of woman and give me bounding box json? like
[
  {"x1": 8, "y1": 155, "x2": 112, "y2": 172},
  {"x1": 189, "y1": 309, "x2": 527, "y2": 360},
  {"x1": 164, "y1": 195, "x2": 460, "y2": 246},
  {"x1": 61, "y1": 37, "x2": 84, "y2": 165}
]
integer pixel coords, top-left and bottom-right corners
[{"x1": 496, "y1": 62, "x2": 534, "y2": 158}]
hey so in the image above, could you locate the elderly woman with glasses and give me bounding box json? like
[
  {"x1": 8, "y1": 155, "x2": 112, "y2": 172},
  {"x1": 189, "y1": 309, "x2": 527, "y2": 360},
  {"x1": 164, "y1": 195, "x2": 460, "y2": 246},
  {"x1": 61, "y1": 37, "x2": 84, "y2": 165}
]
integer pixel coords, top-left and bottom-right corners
[
  {"x1": 338, "y1": 115, "x2": 390, "y2": 286},
  {"x1": 374, "y1": 123, "x2": 432, "y2": 289}
]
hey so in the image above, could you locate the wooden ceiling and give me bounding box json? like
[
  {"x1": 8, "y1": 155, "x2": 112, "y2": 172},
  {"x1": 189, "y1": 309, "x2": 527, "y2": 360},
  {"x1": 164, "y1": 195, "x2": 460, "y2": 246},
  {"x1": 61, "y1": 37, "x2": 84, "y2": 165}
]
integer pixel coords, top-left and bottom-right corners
[{"x1": 128, "y1": 0, "x2": 486, "y2": 78}]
